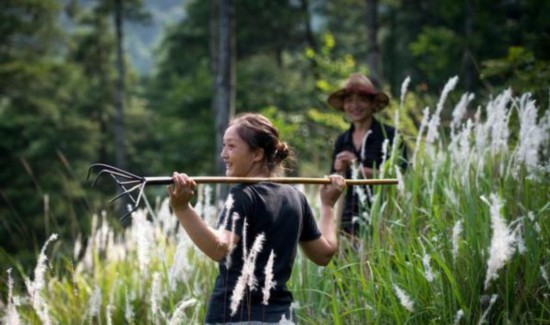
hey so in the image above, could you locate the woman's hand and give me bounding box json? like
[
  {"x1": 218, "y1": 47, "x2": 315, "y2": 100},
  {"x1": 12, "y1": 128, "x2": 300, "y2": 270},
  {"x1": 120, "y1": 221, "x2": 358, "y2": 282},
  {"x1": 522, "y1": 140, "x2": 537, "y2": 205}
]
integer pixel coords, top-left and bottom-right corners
[
  {"x1": 334, "y1": 150, "x2": 356, "y2": 173},
  {"x1": 320, "y1": 174, "x2": 346, "y2": 207},
  {"x1": 167, "y1": 172, "x2": 197, "y2": 211}
]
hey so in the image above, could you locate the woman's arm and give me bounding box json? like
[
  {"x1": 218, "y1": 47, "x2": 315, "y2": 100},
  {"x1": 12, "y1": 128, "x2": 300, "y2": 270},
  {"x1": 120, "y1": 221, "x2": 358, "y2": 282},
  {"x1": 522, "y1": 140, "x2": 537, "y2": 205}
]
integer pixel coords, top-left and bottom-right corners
[
  {"x1": 300, "y1": 175, "x2": 345, "y2": 266},
  {"x1": 168, "y1": 172, "x2": 240, "y2": 262}
]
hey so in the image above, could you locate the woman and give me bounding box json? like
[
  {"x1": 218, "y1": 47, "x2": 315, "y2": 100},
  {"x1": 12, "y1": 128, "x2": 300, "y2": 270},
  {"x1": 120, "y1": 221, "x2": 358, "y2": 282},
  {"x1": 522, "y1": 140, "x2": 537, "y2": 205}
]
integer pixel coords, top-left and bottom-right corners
[
  {"x1": 168, "y1": 113, "x2": 345, "y2": 324},
  {"x1": 328, "y1": 73, "x2": 406, "y2": 236}
]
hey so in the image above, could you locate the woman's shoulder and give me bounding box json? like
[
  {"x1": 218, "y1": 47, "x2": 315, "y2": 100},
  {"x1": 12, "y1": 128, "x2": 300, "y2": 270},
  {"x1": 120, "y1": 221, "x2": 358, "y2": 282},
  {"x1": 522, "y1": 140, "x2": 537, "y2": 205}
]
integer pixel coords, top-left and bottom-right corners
[
  {"x1": 334, "y1": 126, "x2": 352, "y2": 146},
  {"x1": 254, "y1": 183, "x2": 307, "y2": 200},
  {"x1": 228, "y1": 184, "x2": 255, "y2": 201}
]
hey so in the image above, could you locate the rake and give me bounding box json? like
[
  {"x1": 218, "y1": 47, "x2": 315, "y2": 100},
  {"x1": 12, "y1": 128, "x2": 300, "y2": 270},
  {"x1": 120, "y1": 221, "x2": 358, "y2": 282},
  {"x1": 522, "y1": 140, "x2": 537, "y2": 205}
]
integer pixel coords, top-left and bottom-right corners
[{"x1": 88, "y1": 163, "x2": 398, "y2": 220}]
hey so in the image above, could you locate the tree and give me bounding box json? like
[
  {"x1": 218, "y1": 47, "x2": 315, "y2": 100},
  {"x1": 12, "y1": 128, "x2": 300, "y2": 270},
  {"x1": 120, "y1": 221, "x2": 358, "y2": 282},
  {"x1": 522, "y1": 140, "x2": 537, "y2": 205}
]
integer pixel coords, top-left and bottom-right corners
[
  {"x1": 99, "y1": 0, "x2": 149, "y2": 172},
  {"x1": 366, "y1": 0, "x2": 380, "y2": 84},
  {"x1": 113, "y1": 0, "x2": 128, "y2": 170},
  {"x1": 0, "y1": 0, "x2": 102, "y2": 268},
  {"x1": 212, "y1": 0, "x2": 236, "y2": 178}
]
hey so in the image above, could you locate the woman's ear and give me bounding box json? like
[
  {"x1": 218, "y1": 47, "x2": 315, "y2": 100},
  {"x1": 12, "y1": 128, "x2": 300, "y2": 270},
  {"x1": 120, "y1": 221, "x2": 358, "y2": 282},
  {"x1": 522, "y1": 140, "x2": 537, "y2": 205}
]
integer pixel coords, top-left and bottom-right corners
[{"x1": 253, "y1": 148, "x2": 265, "y2": 162}]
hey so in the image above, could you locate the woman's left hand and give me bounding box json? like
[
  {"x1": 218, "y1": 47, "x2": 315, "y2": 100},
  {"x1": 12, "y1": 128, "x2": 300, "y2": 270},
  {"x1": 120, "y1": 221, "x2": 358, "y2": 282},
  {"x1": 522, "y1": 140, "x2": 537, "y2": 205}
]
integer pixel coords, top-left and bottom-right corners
[
  {"x1": 320, "y1": 174, "x2": 346, "y2": 207},
  {"x1": 167, "y1": 172, "x2": 197, "y2": 211}
]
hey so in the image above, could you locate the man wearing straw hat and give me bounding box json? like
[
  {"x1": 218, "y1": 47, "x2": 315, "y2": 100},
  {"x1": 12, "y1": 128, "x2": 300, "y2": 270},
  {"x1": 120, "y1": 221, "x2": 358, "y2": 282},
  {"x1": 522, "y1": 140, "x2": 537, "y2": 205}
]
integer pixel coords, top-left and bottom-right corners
[{"x1": 328, "y1": 72, "x2": 405, "y2": 237}]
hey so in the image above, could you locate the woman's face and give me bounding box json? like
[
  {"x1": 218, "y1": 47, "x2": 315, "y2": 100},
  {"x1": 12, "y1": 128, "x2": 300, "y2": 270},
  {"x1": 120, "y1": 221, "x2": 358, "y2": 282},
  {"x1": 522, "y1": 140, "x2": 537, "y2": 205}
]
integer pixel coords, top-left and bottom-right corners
[
  {"x1": 343, "y1": 93, "x2": 375, "y2": 123},
  {"x1": 220, "y1": 125, "x2": 262, "y2": 177}
]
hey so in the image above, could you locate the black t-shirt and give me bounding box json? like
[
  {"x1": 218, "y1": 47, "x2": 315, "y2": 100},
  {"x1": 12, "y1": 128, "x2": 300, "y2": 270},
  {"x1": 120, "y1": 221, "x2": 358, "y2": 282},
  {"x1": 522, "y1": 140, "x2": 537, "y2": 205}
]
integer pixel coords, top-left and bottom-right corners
[
  {"x1": 330, "y1": 118, "x2": 406, "y2": 234},
  {"x1": 205, "y1": 183, "x2": 321, "y2": 323}
]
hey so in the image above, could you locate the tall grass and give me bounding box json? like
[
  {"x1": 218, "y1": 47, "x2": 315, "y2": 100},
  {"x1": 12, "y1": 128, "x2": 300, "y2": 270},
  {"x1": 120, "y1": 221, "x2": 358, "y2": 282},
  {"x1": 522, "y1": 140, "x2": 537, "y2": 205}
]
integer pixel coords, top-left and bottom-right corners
[{"x1": 2, "y1": 82, "x2": 549, "y2": 324}]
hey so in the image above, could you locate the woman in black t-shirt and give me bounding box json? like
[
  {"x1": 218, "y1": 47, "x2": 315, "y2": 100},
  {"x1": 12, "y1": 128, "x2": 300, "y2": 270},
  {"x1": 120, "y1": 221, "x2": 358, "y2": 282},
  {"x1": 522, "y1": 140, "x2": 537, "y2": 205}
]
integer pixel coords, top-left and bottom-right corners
[{"x1": 168, "y1": 113, "x2": 345, "y2": 324}]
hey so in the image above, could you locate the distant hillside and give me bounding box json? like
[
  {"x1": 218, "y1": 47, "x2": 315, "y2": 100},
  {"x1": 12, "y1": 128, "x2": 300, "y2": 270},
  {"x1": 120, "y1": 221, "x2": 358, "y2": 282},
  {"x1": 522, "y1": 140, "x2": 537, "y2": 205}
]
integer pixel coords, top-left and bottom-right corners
[
  {"x1": 59, "y1": 0, "x2": 184, "y2": 76},
  {"x1": 126, "y1": 0, "x2": 184, "y2": 75}
]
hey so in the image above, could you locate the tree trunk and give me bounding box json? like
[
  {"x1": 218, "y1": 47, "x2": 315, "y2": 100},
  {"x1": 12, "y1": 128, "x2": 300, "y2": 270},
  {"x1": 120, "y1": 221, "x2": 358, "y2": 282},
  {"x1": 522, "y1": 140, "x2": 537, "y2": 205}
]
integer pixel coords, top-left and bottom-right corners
[
  {"x1": 462, "y1": 0, "x2": 474, "y2": 93},
  {"x1": 209, "y1": 0, "x2": 218, "y2": 76},
  {"x1": 299, "y1": 0, "x2": 320, "y2": 79},
  {"x1": 113, "y1": 0, "x2": 127, "y2": 170},
  {"x1": 366, "y1": 0, "x2": 380, "y2": 85},
  {"x1": 212, "y1": 0, "x2": 236, "y2": 199}
]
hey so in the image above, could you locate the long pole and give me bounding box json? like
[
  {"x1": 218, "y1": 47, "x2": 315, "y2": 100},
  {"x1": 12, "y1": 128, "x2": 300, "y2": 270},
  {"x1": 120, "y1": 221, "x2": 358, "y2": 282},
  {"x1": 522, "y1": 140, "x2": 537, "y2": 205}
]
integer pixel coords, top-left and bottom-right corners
[{"x1": 144, "y1": 176, "x2": 398, "y2": 186}]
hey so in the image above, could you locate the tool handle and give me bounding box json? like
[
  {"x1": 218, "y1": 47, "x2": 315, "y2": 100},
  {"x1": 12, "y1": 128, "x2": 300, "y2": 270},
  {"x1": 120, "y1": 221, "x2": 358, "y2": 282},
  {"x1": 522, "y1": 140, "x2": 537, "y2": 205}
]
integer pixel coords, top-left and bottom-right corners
[{"x1": 144, "y1": 176, "x2": 398, "y2": 186}]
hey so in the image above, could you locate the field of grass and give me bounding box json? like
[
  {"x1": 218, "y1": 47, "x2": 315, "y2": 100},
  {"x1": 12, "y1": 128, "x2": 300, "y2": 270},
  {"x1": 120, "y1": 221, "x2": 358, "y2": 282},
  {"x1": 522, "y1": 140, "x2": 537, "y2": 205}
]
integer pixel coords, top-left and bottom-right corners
[{"x1": 2, "y1": 82, "x2": 549, "y2": 324}]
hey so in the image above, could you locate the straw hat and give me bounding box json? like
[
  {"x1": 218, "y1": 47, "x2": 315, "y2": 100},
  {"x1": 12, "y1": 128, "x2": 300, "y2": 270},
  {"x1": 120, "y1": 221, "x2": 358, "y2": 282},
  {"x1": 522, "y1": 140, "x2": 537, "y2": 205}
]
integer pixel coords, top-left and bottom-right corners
[{"x1": 327, "y1": 73, "x2": 390, "y2": 112}]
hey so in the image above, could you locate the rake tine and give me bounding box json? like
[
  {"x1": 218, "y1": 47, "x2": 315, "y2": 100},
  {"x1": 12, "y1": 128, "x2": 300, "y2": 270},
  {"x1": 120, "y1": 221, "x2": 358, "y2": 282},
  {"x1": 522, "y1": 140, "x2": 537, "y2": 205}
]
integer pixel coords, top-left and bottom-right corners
[
  {"x1": 120, "y1": 205, "x2": 139, "y2": 224},
  {"x1": 88, "y1": 163, "x2": 151, "y2": 221},
  {"x1": 117, "y1": 179, "x2": 145, "y2": 186},
  {"x1": 133, "y1": 182, "x2": 147, "y2": 211},
  {"x1": 89, "y1": 166, "x2": 144, "y2": 188},
  {"x1": 89, "y1": 163, "x2": 142, "y2": 180},
  {"x1": 101, "y1": 169, "x2": 141, "y2": 183},
  {"x1": 108, "y1": 183, "x2": 143, "y2": 203},
  {"x1": 110, "y1": 176, "x2": 143, "y2": 221},
  {"x1": 90, "y1": 169, "x2": 134, "y2": 187}
]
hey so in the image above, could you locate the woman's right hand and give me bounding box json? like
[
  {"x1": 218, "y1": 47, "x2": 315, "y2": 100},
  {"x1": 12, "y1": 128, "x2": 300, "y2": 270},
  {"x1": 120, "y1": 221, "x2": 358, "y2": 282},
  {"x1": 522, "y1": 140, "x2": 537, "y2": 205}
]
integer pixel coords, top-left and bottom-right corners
[{"x1": 167, "y1": 172, "x2": 196, "y2": 211}]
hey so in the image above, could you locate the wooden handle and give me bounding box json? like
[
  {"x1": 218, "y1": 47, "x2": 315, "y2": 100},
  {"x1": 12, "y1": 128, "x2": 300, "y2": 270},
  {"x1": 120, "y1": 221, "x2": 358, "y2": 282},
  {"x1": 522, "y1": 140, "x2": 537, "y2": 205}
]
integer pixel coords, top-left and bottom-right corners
[{"x1": 144, "y1": 176, "x2": 398, "y2": 186}]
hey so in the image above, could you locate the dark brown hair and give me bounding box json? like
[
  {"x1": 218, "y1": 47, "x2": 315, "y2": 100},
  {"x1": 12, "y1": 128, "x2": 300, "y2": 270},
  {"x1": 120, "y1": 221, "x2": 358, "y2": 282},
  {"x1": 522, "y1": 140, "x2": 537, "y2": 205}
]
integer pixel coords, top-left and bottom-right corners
[{"x1": 228, "y1": 113, "x2": 292, "y2": 175}]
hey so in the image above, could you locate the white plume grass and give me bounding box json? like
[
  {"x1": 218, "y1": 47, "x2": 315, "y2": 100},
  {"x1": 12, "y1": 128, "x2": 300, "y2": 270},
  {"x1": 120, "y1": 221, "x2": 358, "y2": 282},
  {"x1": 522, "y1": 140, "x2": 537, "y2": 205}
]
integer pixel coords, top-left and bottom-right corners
[
  {"x1": 399, "y1": 76, "x2": 411, "y2": 108},
  {"x1": 224, "y1": 211, "x2": 241, "y2": 269},
  {"x1": 412, "y1": 106, "x2": 431, "y2": 167},
  {"x1": 481, "y1": 194, "x2": 516, "y2": 290},
  {"x1": 124, "y1": 287, "x2": 134, "y2": 324},
  {"x1": 131, "y1": 210, "x2": 154, "y2": 273},
  {"x1": 168, "y1": 298, "x2": 198, "y2": 325},
  {"x1": 4, "y1": 269, "x2": 22, "y2": 325},
  {"x1": 24, "y1": 233, "x2": 58, "y2": 325},
  {"x1": 426, "y1": 76, "x2": 459, "y2": 148},
  {"x1": 422, "y1": 253, "x2": 435, "y2": 283},
  {"x1": 478, "y1": 294, "x2": 498, "y2": 325},
  {"x1": 452, "y1": 219, "x2": 463, "y2": 261},
  {"x1": 453, "y1": 309, "x2": 464, "y2": 325},
  {"x1": 262, "y1": 250, "x2": 277, "y2": 305},
  {"x1": 393, "y1": 284, "x2": 414, "y2": 312},
  {"x1": 514, "y1": 93, "x2": 550, "y2": 178},
  {"x1": 230, "y1": 232, "x2": 266, "y2": 316}
]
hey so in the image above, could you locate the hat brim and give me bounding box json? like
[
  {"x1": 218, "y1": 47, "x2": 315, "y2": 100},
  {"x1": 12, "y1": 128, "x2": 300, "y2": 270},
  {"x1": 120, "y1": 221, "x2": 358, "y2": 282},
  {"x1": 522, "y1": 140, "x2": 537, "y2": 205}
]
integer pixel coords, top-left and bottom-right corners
[{"x1": 328, "y1": 89, "x2": 390, "y2": 112}]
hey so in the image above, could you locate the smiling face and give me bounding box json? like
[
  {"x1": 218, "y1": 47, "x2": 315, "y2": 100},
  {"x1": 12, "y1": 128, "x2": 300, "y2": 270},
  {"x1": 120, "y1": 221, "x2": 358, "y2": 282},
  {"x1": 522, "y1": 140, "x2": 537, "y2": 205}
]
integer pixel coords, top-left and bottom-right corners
[
  {"x1": 220, "y1": 125, "x2": 264, "y2": 177},
  {"x1": 343, "y1": 93, "x2": 376, "y2": 123}
]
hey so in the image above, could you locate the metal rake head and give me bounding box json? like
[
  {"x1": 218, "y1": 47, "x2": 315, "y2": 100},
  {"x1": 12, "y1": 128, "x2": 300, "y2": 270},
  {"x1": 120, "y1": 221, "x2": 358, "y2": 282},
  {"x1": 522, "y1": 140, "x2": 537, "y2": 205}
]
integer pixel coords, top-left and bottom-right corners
[{"x1": 87, "y1": 163, "x2": 148, "y2": 221}]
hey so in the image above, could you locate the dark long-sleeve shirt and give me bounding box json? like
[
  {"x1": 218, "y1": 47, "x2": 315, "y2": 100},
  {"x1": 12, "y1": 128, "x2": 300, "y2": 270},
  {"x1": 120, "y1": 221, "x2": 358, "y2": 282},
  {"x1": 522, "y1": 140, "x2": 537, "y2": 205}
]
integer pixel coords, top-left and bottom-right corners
[{"x1": 330, "y1": 118, "x2": 407, "y2": 235}]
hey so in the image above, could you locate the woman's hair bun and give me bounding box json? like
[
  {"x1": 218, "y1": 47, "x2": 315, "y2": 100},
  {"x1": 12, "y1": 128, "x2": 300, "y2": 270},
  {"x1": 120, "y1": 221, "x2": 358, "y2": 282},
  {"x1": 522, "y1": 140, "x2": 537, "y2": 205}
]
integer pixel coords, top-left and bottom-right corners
[{"x1": 274, "y1": 142, "x2": 290, "y2": 162}]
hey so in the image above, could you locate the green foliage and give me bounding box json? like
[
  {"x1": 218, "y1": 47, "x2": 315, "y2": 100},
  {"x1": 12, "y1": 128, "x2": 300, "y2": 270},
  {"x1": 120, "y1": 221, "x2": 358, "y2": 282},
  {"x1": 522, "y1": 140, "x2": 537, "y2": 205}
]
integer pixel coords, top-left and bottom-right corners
[
  {"x1": 409, "y1": 26, "x2": 462, "y2": 86},
  {"x1": 235, "y1": 0, "x2": 305, "y2": 59},
  {"x1": 145, "y1": 62, "x2": 216, "y2": 176},
  {"x1": 0, "y1": 0, "x2": 157, "y2": 274},
  {"x1": 481, "y1": 46, "x2": 550, "y2": 106}
]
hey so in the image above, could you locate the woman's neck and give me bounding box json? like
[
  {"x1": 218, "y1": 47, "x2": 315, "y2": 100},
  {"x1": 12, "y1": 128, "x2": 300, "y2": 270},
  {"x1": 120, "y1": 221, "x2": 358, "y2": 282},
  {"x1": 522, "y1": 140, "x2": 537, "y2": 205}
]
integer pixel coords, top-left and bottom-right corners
[
  {"x1": 353, "y1": 117, "x2": 373, "y2": 133},
  {"x1": 245, "y1": 163, "x2": 271, "y2": 178}
]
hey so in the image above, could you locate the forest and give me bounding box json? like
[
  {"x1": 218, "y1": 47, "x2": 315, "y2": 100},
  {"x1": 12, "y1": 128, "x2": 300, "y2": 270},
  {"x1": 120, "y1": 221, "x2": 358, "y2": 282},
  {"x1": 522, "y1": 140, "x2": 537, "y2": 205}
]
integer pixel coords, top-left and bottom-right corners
[{"x1": 1, "y1": 0, "x2": 549, "y2": 323}]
